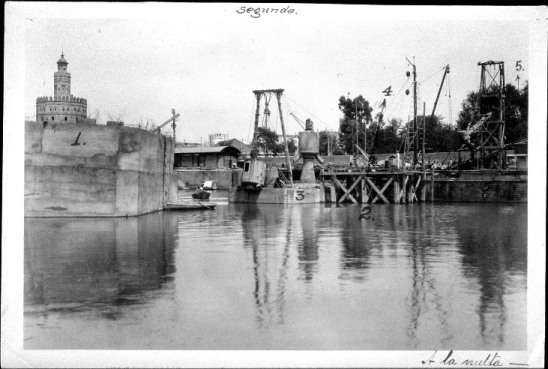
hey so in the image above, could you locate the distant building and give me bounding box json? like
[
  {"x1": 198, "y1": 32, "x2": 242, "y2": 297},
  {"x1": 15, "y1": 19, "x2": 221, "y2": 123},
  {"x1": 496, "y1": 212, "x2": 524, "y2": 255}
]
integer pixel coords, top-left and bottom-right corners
[
  {"x1": 209, "y1": 132, "x2": 229, "y2": 146},
  {"x1": 36, "y1": 53, "x2": 95, "y2": 126},
  {"x1": 509, "y1": 140, "x2": 527, "y2": 169},
  {"x1": 174, "y1": 146, "x2": 240, "y2": 169},
  {"x1": 277, "y1": 133, "x2": 299, "y2": 147},
  {"x1": 217, "y1": 138, "x2": 252, "y2": 157}
]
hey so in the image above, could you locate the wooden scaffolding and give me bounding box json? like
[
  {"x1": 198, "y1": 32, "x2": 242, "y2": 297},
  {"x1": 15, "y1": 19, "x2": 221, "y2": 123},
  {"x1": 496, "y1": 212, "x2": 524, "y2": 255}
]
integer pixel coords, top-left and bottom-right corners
[{"x1": 321, "y1": 170, "x2": 433, "y2": 204}]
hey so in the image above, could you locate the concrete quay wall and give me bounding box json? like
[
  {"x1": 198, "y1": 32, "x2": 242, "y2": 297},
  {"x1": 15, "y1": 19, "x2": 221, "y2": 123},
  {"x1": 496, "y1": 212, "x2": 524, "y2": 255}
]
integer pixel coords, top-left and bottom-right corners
[
  {"x1": 228, "y1": 185, "x2": 322, "y2": 204},
  {"x1": 25, "y1": 122, "x2": 176, "y2": 217},
  {"x1": 424, "y1": 171, "x2": 527, "y2": 203},
  {"x1": 176, "y1": 168, "x2": 242, "y2": 190}
]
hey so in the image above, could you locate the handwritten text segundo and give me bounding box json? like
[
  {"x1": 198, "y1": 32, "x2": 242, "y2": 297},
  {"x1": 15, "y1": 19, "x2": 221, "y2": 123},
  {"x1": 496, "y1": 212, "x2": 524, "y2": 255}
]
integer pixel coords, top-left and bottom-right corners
[{"x1": 236, "y1": 6, "x2": 297, "y2": 18}]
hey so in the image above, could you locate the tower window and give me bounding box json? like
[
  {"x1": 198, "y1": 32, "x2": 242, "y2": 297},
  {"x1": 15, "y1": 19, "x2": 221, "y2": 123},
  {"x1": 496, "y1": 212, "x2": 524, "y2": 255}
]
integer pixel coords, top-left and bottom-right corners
[
  {"x1": 65, "y1": 117, "x2": 67, "y2": 121},
  {"x1": 52, "y1": 117, "x2": 54, "y2": 121}
]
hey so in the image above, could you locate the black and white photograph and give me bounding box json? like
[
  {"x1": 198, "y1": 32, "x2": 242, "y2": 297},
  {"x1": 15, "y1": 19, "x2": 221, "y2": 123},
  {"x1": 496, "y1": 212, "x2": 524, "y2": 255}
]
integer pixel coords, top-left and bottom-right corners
[{"x1": 2, "y1": 3, "x2": 546, "y2": 368}]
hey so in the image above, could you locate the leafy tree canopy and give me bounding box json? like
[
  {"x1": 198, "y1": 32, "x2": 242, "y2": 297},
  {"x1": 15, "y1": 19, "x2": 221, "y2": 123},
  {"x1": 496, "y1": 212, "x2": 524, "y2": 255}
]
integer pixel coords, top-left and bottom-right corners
[
  {"x1": 255, "y1": 126, "x2": 297, "y2": 157},
  {"x1": 319, "y1": 131, "x2": 345, "y2": 156},
  {"x1": 338, "y1": 95, "x2": 373, "y2": 154},
  {"x1": 456, "y1": 82, "x2": 528, "y2": 145}
]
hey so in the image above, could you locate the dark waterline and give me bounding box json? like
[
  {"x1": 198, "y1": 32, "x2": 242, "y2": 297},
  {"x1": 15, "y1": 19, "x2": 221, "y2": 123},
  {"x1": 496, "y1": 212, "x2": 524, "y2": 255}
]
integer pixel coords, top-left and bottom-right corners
[{"x1": 24, "y1": 192, "x2": 527, "y2": 350}]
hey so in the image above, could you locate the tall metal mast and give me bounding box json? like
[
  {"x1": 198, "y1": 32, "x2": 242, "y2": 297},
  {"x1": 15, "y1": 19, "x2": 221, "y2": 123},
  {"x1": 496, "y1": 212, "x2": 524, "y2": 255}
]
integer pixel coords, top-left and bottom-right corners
[
  {"x1": 406, "y1": 57, "x2": 418, "y2": 165},
  {"x1": 251, "y1": 93, "x2": 262, "y2": 159}
]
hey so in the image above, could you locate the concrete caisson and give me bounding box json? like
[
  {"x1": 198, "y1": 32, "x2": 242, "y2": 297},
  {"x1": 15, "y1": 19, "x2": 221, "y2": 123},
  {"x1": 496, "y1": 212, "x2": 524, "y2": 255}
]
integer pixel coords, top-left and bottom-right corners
[{"x1": 25, "y1": 122, "x2": 176, "y2": 217}]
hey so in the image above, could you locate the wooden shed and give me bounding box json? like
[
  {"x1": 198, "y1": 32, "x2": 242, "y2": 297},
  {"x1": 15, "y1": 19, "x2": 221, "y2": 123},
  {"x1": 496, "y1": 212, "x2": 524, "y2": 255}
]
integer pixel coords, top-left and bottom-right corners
[{"x1": 174, "y1": 146, "x2": 240, "y2": 169}]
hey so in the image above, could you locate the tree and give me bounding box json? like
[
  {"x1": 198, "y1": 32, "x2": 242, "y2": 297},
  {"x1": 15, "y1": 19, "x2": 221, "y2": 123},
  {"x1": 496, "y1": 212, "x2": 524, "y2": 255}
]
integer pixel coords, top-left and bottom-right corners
[
  {"x1": 456, "y1": 82, "x2": 528, "y2": 145},
  {"x1": 372, "y1": 118, "x2": 404, "y2": 154},
  {"x1": 319, "y1": 131, "x2": 344, "y2": 156},
  {"x1": 256, "y1": 126, "x2": 279, "y2": 157},
  {"x1": 338, "y1": 95, "x2": 373, "y2": 154},
  {"x1": 90, "y1": 108, "x2": 104, "y2": 125},
  {"x1": 254, "y1": 127, "x2": 297, "y2": 157},
  {"x1": 403, "y1": 114, "x2": 461, "y2": 152},
  {"x1": 275, "y1": 139, "x2": 297, "y2": 156}
]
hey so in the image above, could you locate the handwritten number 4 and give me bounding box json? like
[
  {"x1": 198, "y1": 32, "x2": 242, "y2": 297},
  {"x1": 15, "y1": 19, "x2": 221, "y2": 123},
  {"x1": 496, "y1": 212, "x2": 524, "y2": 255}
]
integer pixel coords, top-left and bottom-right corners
[{"x1": 382, "y1": 86, "x2": 393, "y2": 96}]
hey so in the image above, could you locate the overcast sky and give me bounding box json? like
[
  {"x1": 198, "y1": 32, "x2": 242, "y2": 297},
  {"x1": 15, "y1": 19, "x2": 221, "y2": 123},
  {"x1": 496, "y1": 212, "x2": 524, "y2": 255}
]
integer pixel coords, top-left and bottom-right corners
[{"x1": 12, "y1": 4, "x2": 539, "y2": 143}]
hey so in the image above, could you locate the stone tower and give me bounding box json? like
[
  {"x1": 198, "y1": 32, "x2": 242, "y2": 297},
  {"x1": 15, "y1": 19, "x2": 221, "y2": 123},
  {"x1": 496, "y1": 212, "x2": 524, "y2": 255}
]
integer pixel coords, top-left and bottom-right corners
[
  {"x1": 36, "y1": 53, "x2": 92, "y2": 125},
  {"x1": 54, "y1": 53, "x2": 71, "y2": 99}
]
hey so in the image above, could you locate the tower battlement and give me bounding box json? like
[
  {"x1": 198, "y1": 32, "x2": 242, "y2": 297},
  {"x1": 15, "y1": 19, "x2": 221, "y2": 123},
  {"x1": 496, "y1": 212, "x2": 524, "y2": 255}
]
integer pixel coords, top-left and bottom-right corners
[{"x1": 36, "y1": 96, "x2": 87, "y2": 104}]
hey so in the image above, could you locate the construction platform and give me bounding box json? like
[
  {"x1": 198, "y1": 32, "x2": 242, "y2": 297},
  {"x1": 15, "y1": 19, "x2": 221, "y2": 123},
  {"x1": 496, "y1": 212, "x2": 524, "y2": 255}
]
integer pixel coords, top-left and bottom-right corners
[{"x1": 320, "y1": 169, "x2": 430, "y2": 204}]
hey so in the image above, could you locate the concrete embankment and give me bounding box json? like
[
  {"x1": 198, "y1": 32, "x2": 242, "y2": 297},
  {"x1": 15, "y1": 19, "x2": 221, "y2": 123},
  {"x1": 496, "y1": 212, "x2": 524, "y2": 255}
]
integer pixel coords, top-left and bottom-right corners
[
  {"x1": 25, "y1": 122, "x2": 177, "y2": 217},
  {"x1": 175, "y1": 168, "x2": 243, "y2": 190},
  {"x1": 228, "y1": 185, "x2": 322, "y2": 204},
  {"x1": 424, "y1": 170, "x2": 527, "y2": 203},
  {"x1": 178, "y1": 167, "x2": 527, "y2": 203}
]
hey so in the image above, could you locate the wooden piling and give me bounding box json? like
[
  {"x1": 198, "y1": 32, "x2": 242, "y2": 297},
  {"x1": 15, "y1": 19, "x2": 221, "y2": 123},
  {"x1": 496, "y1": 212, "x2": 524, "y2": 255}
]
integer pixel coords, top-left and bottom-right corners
[
  {"x1": 430, "y1": 168, "x2": 435, "y2": 202},
  {"x1": 407, "y1": 183, "x2": 415, "y2": 203},
  {"x1": 393, "y1": 176, "x2": 401, "y2": 203},
  {"x1": 401, "y1": 175, "x2": 408, "y2": 203},
  {"x1": 361, "y1": 177, "x2": 369, "y2": 203},
  {"x1": 420, "y1": 173, "x2": 426, "y2": 203}
]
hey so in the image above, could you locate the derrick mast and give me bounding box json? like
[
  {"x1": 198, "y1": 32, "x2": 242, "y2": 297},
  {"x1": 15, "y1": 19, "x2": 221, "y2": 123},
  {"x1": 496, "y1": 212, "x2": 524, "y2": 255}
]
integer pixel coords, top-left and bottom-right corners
[{"x1": 475, "y1": 61, "x2": 506, "y2": 168}]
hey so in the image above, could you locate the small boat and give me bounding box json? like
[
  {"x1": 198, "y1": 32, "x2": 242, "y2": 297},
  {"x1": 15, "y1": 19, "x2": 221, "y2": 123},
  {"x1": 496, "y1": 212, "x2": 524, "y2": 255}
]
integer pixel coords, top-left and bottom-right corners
[
  {"x1": 192, "y1": 189, "x2": 211, "y2": 200},
  {"x1": 166, "y1": 201, "x2": 217, "y2": 211},
  {"x1": 202, "y1": 180, "x2": 218, "y2": 190}
]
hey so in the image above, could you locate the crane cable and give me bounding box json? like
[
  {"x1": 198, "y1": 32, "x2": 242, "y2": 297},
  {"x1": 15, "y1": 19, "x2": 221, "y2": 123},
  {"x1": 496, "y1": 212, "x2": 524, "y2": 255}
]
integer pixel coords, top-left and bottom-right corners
[
  {"x1": 447, "y1": 73, "x2": 453, "y2": 125},
  {"x1": 418, "y1": 66, "x2": 446, "y2": 85},
  {"x1": 247, "y1": 95, "x2": 257, "y2": 143},
  {"x1": 284, "y1": 99, "x2": 306, "y2": 132},
  {"x1": 289, "y1": 112, "x2": 306, "y2": 130},
  {"x1": 283, "y1": 94, "x2": 333, "y2": 130},
  {"x1": 385, "y1": 77, "x2": 410, "y2": 114}
]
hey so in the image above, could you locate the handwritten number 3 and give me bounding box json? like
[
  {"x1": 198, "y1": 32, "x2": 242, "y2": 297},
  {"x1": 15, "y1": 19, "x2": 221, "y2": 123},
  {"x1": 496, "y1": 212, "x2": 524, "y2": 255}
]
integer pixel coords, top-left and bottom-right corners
[{"x1": 296, "y1": 190, "x2": 305, "y2": 201}]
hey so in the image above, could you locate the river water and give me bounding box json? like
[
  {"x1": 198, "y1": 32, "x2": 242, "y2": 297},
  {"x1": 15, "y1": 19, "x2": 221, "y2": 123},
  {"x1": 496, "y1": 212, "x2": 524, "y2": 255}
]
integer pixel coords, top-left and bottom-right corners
[{"x1": 24, "y1": 191, "x2": 527, "y2": 350}]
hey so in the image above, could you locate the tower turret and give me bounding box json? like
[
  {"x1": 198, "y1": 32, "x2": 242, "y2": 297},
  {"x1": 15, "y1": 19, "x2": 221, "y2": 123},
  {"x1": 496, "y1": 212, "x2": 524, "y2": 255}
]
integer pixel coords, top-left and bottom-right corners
[{"x1": 54, "y1": 53, "x2": 71, "y2": 99}]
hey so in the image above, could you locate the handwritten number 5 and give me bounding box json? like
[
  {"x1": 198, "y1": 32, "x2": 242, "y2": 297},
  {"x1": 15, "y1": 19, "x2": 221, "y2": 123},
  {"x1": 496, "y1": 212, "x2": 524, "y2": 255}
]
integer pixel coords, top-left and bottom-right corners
[{"x1": 516, "y1": 60, "x2": 523, "y2": 71}]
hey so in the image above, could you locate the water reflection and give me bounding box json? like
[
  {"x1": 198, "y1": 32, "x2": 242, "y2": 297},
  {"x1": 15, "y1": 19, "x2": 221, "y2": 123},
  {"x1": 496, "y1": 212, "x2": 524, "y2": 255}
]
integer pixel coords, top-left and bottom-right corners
[
  {"x1": 455, "y1": 204, "x2": 527, "y2": 348},
  {"x1": 337, "y1": 206, "x2": 372, "y2": 282},
  {"x1": 24, "y1": 212, "x2": 178, "y2": 320},
  {"x1": 399, "y1": 205, "x2": 453, "y2": 349},
  {"x1": 24, "y1": 200, "x2": 527, "y2": 350},
  {"x1": 297, "y1": 206, "x2": 320, "y2": 282},
  {"x1": 239, "y1": 204, "x2": 291, "y2": 328}
]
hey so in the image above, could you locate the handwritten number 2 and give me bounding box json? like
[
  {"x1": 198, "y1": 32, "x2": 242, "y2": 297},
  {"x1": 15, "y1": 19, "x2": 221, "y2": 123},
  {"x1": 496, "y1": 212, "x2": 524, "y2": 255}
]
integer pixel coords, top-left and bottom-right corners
[{"x1": 359, "y1": 206, "x2": 371, "y2": 220}]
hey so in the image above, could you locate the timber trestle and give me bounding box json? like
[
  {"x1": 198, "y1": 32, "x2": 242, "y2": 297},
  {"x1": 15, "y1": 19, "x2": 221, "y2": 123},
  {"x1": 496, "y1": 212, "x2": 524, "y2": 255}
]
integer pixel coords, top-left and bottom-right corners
[{"x1": 321, "y1": 170, "x2": 430, "y2": 204}]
